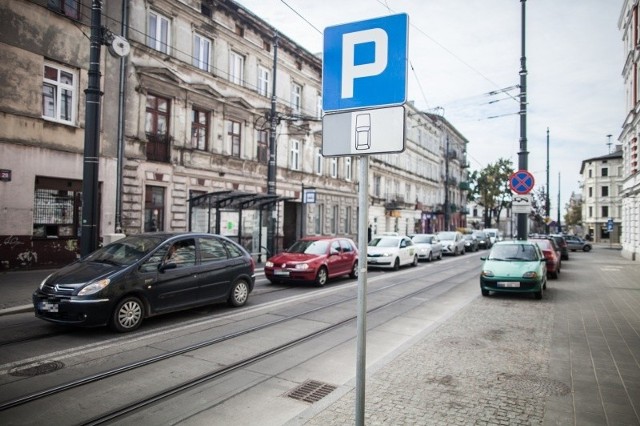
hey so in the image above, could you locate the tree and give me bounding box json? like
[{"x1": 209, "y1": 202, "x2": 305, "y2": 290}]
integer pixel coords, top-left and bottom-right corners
[
  {"x1": 467, "y1": 159, "x2": 514, "y2": 228},
  {"x1": 529, "y1": 187, "x2": 548, "y2": 234},
  {"x1": 563, "y1": 193, "x2": 582, "y2": 229}
]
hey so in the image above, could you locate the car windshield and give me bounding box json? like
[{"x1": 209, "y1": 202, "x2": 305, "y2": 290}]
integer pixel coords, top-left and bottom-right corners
[
  {"x1": 437, "y1": 232, "x2": 456, "y2": 241},
  {"x1": 287, "y1": 240, "x2": 330, "y2": 255},
  {"x1": 464, "y1": 235, "x2": 474, "y2": 240},
  {"x1": 488, "y1": 244, "x2": 538, "y2": 261},
  {"x1": 411, "y1": 235, "x2": 433, "y2": 244},
  {"x1": 369, "y1": 237, "x2": 399, "y2": 247},
  {"x1": 85, "y1": 235, "x2": 164, "y2": 266}
]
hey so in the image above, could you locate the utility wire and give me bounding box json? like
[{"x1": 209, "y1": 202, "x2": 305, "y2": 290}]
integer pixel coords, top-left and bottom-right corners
[{"x1": 279, "y1": 0, "x2": 322, "y2": 35}]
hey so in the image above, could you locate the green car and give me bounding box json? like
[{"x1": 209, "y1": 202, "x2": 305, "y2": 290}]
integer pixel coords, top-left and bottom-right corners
[{"x1": 480, "y1": 241, "x2": 547, "y2": 299}]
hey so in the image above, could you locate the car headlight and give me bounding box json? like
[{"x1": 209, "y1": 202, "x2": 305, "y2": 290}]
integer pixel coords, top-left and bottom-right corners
[
  {"x1": 77, "y1": 278, "x2": 110, "y2": 296},
  {"x1": 522, "y1": 271, "x2": 538, "y2": 278},
  {"x1": 39, "y1": 273, "x2": 53, "y2": 290},
  {"x1": 294, "y1": 263, "x2": 309, "y2": 270},
  {"x1": 265, "y1": 261, "x2": 274, "y2": 267},
  {"x1": 481, "y1": 270, "x2": 494, "y2": 277}
]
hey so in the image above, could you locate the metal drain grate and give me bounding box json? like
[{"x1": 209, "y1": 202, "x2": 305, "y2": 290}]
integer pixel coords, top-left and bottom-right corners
[
  {"x1": 9, "y1": 360, "x2": 65, "y2": 377},
  {"x1": 497, "y1": 373, "x2": 571, "y2": 397},
  {"x1": 285, "y1": 379, "x2": 337, "y2": 403}
]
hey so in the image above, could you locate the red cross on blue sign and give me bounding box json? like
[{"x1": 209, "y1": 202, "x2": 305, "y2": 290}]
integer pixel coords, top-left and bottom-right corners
[{"x1": 509, "y1": 170, "x2": 535, "y2": 195}]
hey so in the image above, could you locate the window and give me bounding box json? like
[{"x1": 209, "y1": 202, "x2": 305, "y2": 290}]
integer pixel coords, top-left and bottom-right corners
[
  {"x1": 144, "y1": 186, "x2": 165, "y2": 232},
  {"x1": 229, "y1": 51, "x2": 244, "y2": 85},
  {"x1": 47, "y1": 0, "x2": 79, "y2": 19},
  {"x1": 291, "y1": 82, "x2": 302, "y2": 113},
  {"x1": 145, "y1": 94, "x2": 170, "y2": 162},
  {"x1": 258, "y1": 65, "x2": 270, "y2": 97},
  {"x1": 193, "y1": 34, "x2": 211, "y2": 71},
  {"x1": 588, "y1": 206, "x2": 593, "y2": 217},
  {"x1": 147, "y1": 10, "x2": 170, "y2": 54},
  {"x1": 314, "y1": 204, "x2": 324, "y2": 234},
  {"x1": 601, "y1": 186, "x2": 609, "y2": 197},
  {"x1": 316, "y1": 93, "x2": 323, "y2": 119},
  {"x1": 199, "y1": 237, "x2": 229, "y2": 263},
  {"x1": 601, "y1": 206, "x2": 609, "y2": 217},
  {"x1": 330, "y1": 158, "x2": 338, "y2": 178},
  {"x1": 345, "y1": 206, "x2": 352, "y2": 234},
  {"x1": 290, "y1": 139, "x2": 300, "y2": 170},
  {"x1": 601, "y1": 167, "x2": 609, "y2": 177},
  {"x1": 344, "y1": 157, "x2": 352, "y2": 181},
  {"x1": 588, "y1": 187, "x2": 593, "y2": 197},
  {"x1": 315, "y1": 148, "x2": 323, "y2": 175},
  {"x1": 32, "y1": 177, "x2": 82, "y2": 238},
  {"x1": 191, "y1": 108, "x2": 209, "y2": 150},
  {"x1": 42, "y1": 63, "x2": 76, "y2": 124},
  {"x1": 331, "y1": 205, "x2": 339, "y2": 234},
  {"x1": 257, "y1": 130, "x2": 269, "y2": 163},
  {"x1": 374, "y1": 175, "x2": 382, "y2": 197},
  {"x1": 227, "y1": 120, "x2": 241, "y2": 157}
]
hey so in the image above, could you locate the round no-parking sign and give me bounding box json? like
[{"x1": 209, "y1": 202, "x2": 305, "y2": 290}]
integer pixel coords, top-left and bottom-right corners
[{"x1": 509, "y1": 170, "x2": 535, "y2": 195}]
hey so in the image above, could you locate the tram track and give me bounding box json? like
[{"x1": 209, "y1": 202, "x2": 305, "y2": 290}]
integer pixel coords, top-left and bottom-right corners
[{"x1": 0, "y1": 256, "x2": 481, "y2": 424}]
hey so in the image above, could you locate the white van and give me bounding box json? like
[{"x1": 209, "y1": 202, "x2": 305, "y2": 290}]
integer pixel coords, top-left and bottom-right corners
[{"x1": 484, "y1": 228, "x2": 501, "y2": 245}]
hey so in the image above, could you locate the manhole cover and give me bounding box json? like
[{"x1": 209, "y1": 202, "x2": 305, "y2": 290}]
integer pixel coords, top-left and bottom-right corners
[
  {"x1": 497, "y1": 373, "x2": 571, "y2": 396},
  {"x1": 9, "y1": 360, "x2": 65, "y2": 377},
  {"x1": 439, "y1": 337, "x2": 487, "y2": 350},
  {"x1": 285, "y1": 379, "x2": 337, "y2": 403}
]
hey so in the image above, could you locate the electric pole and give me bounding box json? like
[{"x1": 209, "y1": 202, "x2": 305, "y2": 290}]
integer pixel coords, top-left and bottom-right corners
[
  {"x1": 545, "y1": 127, "x2": 550, "y2": 233},
  {"x1": 516, "y1": 0, "x2": 528, "y2": 240},
  {"x1": 266, "y1": 33, "x2": 279, "y2": 257}
]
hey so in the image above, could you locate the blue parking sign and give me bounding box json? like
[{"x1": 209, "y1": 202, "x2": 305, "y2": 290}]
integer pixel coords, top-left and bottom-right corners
[{"x1": 322, "y1": 13, "x2": 408, "y2": 112}]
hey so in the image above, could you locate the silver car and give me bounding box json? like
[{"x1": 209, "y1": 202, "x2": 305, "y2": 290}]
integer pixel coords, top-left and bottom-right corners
[
  {"x1": 436, "y1": 231, "x2": 466, "y2": 256},
  {"x1": 410, "y1": 234, "x2": 443, "y2": 261}
]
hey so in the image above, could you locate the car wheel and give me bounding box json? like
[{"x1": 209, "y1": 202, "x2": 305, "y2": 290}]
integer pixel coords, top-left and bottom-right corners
[
  {"x1": 439, "y1": 251, "x2": 443, "y2": 260},
  {"x1": 543, "y1": 280, "x2": 547, "y2": 290},
  {"x1": 550, "y1": 270, "x2": 559, "y2": 279},
  {"x1": 110, "y1": 296, "x2": 144, "y2": 333},
  {"x1": 481, "y1": 289, "x2": 489, "y2": 297},
  {"x1": 349, "y1": 261, "x2": 359, "y2": 279},
  {"x1": 393, "y1": 258, "x2": 400, "y2": 271},
  {"x1": 583, "y1": 245, "x2": 592, "y2": 252},
  {"x1": 411, "y1": 255, "x2": 418, "y2": 267},
  {"x1": 453, "y1": 248, "x2": 458, "y2": 256},
  {"x1": 315, "y1": 266, "x2": 328, "y2": 287},
  {"x1": 534, "y1": 287, "x2": 543, "y2": 300},
  {"x1": 427, "y1": 252, "x2": 432, "y2": 262},
  {"x1": 228, "y1": 279, "x2": 250, "y2": 306}
]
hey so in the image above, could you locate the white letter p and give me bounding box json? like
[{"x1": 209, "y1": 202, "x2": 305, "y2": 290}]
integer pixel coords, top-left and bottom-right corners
[{"x1": 341, "y1": 28, "x2": 388, "y2": 99}]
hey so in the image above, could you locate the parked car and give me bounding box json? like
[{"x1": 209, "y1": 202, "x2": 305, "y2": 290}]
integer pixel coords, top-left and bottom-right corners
[
  {"x1": 367, "y1": 235, "x2": 418, "y2": 270},
  {"x1": 410, "y1": 234, "x2": 443, "y2": 261},
  {"x1": 480, "y1": 240, "x2": 547, "y2": 299},
  {"x1": 32, "y1": 233, "x2": 256, "y2": 332},
  {"x1": 564, "y1": 235, "x2": 592, "y2": 252},
  {"x1": 549, "y1": 234, "x2": 570, "y2": 260},
  {"x1": 529, "y1": 238, "x2": 561, "y2": 279},
  {"x1": 463, "y1": 234, "x2": 479, "y2": 252},
  {"x1": 264, "y1": 236, "x2": 358, "y2": 286},
  {"x1": 472, "y1": 230, "x2": 491, "y2": 249},
  {"x1": 484, "y1": 228, "x2": 502, "y2": 245},
  {"x1": 436, "y1": 231, "x2": 466, "y2": 256}
]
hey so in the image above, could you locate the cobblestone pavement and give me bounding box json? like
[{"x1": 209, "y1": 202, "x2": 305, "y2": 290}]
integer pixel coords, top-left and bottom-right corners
[{"x1": 302, "y1": 248, "x2": 640, "y2": 425}]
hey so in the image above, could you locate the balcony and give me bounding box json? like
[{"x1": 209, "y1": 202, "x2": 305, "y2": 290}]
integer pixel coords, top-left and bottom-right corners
[{"x1": 146, "y1": 132, "x2": 171, "y2": 163}]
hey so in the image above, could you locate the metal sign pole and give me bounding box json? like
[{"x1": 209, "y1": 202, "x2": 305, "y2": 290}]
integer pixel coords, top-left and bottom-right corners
[{"x1": 355, "y1": 155, "x2": 369, "y2": 425}]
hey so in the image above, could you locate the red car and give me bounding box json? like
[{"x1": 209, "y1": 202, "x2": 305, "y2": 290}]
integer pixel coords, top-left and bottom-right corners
[
  {"x1": 264, "y1": 237, "x2": 359, "y2": 286},
  {"x1": 530, "y1": 238, "x2": 561, "y2": 279}
]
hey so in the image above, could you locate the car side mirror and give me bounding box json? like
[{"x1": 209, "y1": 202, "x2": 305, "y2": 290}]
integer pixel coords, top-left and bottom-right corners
[{"x1": 480, "y1": 256, "x2": 486, "y2": 261}]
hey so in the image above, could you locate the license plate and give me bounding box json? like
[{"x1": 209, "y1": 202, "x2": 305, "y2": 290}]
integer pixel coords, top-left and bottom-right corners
[
  {"x1": 497, "y1": 282, "x2": 520, "y2": 288},
  {"x1": 40, "y1": 301, "x2": 59, "y2": 312},
  {"x1": 274, "y1": 270, "x2": 290, "y2": 276}
]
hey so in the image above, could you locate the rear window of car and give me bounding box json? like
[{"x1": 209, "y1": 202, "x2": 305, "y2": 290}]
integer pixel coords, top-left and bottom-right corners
[
  {"x1": 199, "y1": 237, "x2": 229, "y2": 262},
  {"x1": 531, "y1": 239, "x2": 552, "y2": 250}
]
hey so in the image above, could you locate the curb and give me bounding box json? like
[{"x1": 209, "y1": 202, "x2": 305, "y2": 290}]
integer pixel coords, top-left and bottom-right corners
[{"x1": 0, "y1": 304, "x2": 33, "y2": 317}]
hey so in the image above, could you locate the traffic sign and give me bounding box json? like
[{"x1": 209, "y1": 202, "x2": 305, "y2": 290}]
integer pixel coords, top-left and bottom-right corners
[
  {"x1": 322, "y1": 13, "x2": 408, "y2": 112},
  {"x1": 607, "y1": 218, "x2": 614, "y2": 232},
  {"x1": 509, "y1": 170, "x2": 535, "y2": 195},
  {"x1": 322, "y1": 105, "x2": 405, "y2": 156},
  {"x1": 511, "y1": 194, "x2": 531, "y2": 214}
]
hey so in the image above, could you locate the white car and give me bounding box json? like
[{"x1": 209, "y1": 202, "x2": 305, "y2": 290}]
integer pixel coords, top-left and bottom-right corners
[
  {"x1": 367, "y1": 235, "x2": 418, "y2": 270},
  {"x1": 436, "y1": 231, "x2": 466, "y2": 256},
  {"x1": 410, "y1": 234, "x2": 443, "y2": 261}
]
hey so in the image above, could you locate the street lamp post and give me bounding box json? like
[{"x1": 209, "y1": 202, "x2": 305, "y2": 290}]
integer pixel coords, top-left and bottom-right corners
[
  {"x1": 516, "y1": 0, "x2": 528, "y2": 240},
  {"x1": 266, "y1": 33, "x2": 279, "y2": 258}
]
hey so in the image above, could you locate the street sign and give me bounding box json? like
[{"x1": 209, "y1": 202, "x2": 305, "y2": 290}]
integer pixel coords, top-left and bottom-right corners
[
  {"x1": 322, "y1": 105, "x2": 405, "y2": 156},
  {"x1": 511, "y1": 194, "x2": 531, "y2": 214},
  {"x1": 607, "y1": 218, "x2": 614, "y2": 232},
  {"x1": 322, "y1": 13, "x2": 408, "y2": 112},
  {"x1": 509, "y1": 170, "x2": 535, "y2": 195}
]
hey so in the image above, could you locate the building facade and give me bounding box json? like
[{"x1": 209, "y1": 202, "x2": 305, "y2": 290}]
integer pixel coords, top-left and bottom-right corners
[
  {"x1": 0, "y1": 0, "x2": 469, "y2": 269},
  {"x1": 619, "y1": 0, "x2": 640, "y2": 260},
  {"x1": 579, "y1": 148, "x2": 624, "y2": 244}
]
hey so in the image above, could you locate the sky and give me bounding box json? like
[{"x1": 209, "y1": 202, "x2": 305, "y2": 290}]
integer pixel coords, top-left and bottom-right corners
[{"x1": 235, "y1": 0, "x2": 625, "y2": 215}]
